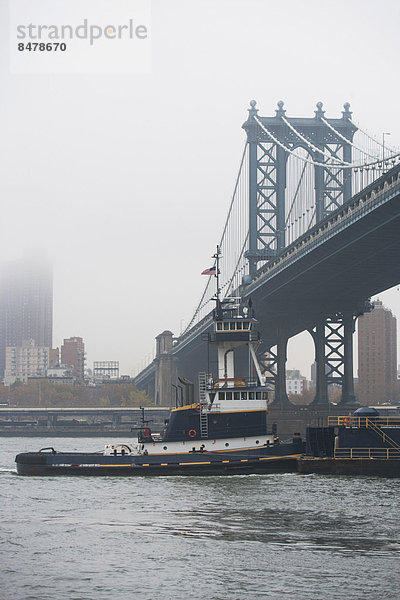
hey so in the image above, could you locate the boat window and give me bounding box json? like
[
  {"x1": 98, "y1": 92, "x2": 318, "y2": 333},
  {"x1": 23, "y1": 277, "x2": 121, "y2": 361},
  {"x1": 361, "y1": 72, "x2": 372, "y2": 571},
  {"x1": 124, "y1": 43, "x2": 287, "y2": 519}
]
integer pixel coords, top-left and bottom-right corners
[
  {"x1": 249, "y1": 392, "x2": 255, "y2": 400},
  {"x1": 226, "y1": 392, "x2": 232, "y2": 400},
  {"x1": 241, "y1": 392, "x2": 247, "y2": 400},
  {"x1": 217, "y1": 322, "x2": 223, "y2": 331},
  {"x1": 234, "y1": 392, "x2": 240, "y2": 400},
  {"x1": 262, "y1": 392, "x2": 268, "y2": 399},
  {"x1": 237, "y1": 321, "x2": 242, "y2": 330},
  {"x1": 243, "y1": 321, "x2": 249, "y2": 330},
  {"x1": 225, "y1": 442, "x2": 229, "y2": 447},
  {"x1": 256, "y1": 392, "x2": 261, "y2": 399},
  {"x1": 230, "y1": 322, "x2": 235, "y2": 330},
  {"x1": 223, "y1": 323, "x2": 229, "y2": 330},
  {"x1": 219, "y1": 392, "x2": 225, "y2": 400}
]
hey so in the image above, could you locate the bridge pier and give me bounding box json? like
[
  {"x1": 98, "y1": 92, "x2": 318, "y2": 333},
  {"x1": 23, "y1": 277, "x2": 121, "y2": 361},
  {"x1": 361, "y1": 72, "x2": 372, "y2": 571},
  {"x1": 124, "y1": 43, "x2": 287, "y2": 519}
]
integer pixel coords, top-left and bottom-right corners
[
  {"x1": 310, "y1": 317, "x2": 329, "y2": 406},
  {"x1": 340, "y1": 310, "x2": 357, "y2": 405},
  {"x1": 270, "y1": 325, "x2": 291, "y2": 409},
  {"x1": 154, "y1": 330, "x2": 176, "y2": 406},
  {"x1": 310, "y1": 311, "x2": 359, "y2": 407}
]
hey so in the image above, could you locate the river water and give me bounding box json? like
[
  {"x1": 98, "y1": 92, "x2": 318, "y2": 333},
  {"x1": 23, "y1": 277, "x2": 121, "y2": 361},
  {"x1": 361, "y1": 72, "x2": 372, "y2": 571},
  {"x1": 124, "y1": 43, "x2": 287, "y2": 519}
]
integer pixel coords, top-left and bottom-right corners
[{"x1": 1, "y1": 436, "x2": 400, "y2": 600}]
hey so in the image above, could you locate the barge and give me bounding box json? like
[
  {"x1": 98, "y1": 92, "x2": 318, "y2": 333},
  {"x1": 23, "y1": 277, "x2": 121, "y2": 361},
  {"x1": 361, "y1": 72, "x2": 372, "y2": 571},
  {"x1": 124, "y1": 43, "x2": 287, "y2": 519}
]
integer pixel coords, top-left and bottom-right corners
[{"x1": 299, "y1": 407, "x2": 400, "y2": 476}]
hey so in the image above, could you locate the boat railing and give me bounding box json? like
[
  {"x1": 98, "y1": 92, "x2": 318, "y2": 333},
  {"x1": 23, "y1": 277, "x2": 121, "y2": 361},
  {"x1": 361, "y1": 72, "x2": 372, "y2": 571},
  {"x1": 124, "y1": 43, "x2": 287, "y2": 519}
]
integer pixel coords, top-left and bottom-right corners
[
  {"x1": 328, "y1": 416, "x2": 400, "y2": 428},
  {"x1": 208, "y1": 403, "x2": 221, "y2": 412},
  {"x1": 334, "y1": 447, "x2": 400, "y2": 460},
  {"x1": 209, "y1": 331, "x2": 260, "y2": 343},
  {"x1": 212, "y1": 377, "x2": 263, "y2": 389}
]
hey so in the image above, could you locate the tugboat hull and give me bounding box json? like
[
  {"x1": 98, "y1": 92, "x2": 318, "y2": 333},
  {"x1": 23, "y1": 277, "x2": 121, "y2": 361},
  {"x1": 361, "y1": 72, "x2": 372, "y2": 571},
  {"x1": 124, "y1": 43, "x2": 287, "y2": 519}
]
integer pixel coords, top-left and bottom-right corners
[{"x1": 15, "y1": 443, "x2": 304, "y2": 476}]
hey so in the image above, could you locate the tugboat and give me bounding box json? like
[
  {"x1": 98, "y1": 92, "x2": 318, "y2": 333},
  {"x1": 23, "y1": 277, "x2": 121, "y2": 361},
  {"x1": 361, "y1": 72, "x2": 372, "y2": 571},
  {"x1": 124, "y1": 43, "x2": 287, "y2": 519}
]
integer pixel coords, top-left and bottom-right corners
[{"x1": 15, "y1": 251, "x2": 305, "y2": 476}]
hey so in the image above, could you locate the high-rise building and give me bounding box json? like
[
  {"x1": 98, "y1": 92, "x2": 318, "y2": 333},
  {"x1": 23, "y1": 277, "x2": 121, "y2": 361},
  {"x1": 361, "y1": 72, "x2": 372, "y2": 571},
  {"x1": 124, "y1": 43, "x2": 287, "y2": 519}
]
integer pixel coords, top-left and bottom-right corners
[
  {"x1": 4, "y1": 339, "x2": 50, "y2": 384},
  {"x1": 61, "y1": 337, "x2": 85, "y2": 381},
  {"x1": 0, "y1": 256, "x2": 53, "y2": 378},
  {"x1": 358, "y1": 300, "x2": 397, "y2": 405}
]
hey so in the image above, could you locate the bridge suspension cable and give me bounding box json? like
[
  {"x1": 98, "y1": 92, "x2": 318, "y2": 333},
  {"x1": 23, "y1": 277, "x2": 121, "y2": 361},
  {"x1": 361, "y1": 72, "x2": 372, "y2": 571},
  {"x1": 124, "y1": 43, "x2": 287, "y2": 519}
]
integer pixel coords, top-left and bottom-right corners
[
  {"x1": 254, "y1": 115, "x2": 400, "y2": 170},
  {"x1": 281, "y1": 115, "x2": 350, "y2": 165},
  {"x1": 223, "y1": 231, "x2": 249, "y2": 298},
  {"x1": 351, "y1": 119, "x2": 399, "y2": 154},
  {"x1": 283, "y1": 113, "x2": 400, "y2": 168},
  {"x1": 320, "y1": 116, "x2": 378, "y2": 160},
  {"x1": 182, "y1": 142, "x2": 249, "y2": 334},
  {"x1": 285, "y1": 162, "x2": 307, "y2": 228}
]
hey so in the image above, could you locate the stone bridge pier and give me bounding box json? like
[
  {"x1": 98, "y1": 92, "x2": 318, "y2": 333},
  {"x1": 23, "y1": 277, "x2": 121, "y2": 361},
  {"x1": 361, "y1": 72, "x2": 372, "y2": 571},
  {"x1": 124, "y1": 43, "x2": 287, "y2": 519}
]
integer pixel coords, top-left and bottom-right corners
[{"x1": 154, "y1": 330, "x2": 176, "y2": 406}]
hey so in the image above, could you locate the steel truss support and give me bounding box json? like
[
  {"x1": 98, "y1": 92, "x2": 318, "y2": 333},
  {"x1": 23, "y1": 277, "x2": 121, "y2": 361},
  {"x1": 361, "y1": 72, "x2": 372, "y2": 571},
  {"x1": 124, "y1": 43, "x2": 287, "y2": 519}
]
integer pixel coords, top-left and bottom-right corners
[
  {"x1": 258, "y1": 345, "x2": 278, "y2": 391},
  {"x1": 310, "y1": 310, "x2": 358, "y2": 406},
  {"x1": 246, "y1": 101, "x2": 285, "y2": 277},
  {"x1": 259, "y1": 325, "x2": 291, "y2": 409},
  {"x1": 242, "y1": 101, "x2": 357, "y2": 278},
  {"x1": 314, "y1": 103, "x2": 354, "y2": 221}
]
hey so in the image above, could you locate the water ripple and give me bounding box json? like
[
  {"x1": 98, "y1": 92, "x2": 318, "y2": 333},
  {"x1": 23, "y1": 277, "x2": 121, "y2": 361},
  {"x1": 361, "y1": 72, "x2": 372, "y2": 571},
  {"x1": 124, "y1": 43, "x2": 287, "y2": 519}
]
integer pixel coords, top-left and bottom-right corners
[{"x1": 2, "y1": 437, "x2": 400, "y2": 600}]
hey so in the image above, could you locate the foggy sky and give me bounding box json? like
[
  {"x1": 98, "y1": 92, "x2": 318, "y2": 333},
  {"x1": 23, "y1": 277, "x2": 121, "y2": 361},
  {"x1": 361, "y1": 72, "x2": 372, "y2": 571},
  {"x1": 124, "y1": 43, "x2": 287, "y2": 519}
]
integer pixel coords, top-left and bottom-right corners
[{"x1": 1, "y1": 0, "x2": 399, "y2": 379}]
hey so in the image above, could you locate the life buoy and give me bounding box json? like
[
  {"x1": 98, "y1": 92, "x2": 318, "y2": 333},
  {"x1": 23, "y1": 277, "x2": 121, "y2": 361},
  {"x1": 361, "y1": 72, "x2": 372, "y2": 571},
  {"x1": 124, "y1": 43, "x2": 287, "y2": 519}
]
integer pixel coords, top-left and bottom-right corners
[
  {"x1": 188, "y1": 429, "x2": 197, "y2": 438},
  {"x1": 343, "y1": 416, "x2": 351, "y2": 425}
]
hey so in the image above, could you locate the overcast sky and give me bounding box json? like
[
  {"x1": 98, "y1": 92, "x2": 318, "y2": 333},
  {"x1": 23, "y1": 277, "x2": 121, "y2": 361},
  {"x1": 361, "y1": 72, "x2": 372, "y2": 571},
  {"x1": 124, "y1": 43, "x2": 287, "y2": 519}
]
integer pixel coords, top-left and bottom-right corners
[{"x1": 0, "y1": 0, "x2": 399, "y2": 379}]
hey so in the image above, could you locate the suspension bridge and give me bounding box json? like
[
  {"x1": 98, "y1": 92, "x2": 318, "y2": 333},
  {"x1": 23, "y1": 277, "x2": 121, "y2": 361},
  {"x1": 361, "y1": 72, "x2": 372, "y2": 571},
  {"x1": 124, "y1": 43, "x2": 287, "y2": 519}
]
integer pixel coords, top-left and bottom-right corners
[{"x1": 134, "y1": 101, "x2": 400, "y2": 409}]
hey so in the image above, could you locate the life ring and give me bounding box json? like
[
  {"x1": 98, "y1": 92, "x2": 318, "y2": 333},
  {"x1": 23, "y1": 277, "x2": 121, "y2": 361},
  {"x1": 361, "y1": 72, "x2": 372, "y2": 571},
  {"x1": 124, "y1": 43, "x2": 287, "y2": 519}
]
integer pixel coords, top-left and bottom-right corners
[
  {"x1": 188, "y1": 429, "x2": 197, "y2": 438},
  {"x1": 343, "y1": 416, "x2": 351, "y2": 425}
]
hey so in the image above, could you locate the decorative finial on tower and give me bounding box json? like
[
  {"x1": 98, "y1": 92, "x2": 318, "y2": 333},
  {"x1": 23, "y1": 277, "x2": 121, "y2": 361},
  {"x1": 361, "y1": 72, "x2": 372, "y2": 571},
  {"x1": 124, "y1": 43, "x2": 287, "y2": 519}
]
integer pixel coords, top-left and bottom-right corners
[
  {"x1": 276, "y1": 100, "x2": 286, "y2": 117},
  {"x1": 342, "y1": 102, "x2": 352, "y2": 119},
  {"x1": 315, "y1": 101, "x2": 325, "y2": 118},
  {"x1": 248, "y1": 99, "x2": 258, "y2": 117}
]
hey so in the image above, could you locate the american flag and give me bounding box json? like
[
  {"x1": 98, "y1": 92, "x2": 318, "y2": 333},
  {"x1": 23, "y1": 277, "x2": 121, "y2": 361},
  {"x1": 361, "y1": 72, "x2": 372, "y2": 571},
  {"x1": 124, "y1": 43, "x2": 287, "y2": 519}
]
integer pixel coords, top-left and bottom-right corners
[{"x1": 201, "y1": 266, "x2": 216, "y2": 276}]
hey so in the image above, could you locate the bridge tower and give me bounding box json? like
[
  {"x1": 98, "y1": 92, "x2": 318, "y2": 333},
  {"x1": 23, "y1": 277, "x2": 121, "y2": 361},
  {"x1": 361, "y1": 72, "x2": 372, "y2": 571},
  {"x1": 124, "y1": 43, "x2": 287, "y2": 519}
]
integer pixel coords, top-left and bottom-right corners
[
  {"x1": 243, "y1": 100, "x2": 356, "y2": 275},
  {"x1": 242, "y1": 101, "x2": 359, "y2": 407}
]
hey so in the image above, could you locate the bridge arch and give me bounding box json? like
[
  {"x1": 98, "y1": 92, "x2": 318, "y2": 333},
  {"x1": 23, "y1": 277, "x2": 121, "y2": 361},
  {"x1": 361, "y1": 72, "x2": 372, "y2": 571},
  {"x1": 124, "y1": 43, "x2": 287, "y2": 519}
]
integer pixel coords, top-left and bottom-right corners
[{"x1": 285, "y1": 147, "x2": 316, "y2": 246}]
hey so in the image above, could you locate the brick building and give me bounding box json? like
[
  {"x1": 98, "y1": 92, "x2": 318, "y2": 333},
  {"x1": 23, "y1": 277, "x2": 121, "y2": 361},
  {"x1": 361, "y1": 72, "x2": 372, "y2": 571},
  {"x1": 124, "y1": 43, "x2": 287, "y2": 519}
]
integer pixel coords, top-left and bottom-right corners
[
  {"x1": 358, "y1": 300, "x2": 397, "y2": 404},
  {"x1": 61, "y1": 337, "x2": 85, "y2": 381}
]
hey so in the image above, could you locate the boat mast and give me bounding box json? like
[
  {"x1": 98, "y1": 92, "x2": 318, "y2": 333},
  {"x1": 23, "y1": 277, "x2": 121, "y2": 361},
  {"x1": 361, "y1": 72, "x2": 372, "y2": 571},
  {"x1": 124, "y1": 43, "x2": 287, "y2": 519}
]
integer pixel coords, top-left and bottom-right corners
[{"x1": 213, "y1": 245, "x2": 222, "y2": 318}]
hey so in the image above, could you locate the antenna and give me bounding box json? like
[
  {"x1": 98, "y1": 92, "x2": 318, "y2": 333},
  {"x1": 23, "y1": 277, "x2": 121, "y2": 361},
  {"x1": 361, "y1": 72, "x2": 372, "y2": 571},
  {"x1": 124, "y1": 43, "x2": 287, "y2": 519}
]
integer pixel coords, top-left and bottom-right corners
[{"x1": 213, "y1": 245, "x2": 222, "y2": 317}]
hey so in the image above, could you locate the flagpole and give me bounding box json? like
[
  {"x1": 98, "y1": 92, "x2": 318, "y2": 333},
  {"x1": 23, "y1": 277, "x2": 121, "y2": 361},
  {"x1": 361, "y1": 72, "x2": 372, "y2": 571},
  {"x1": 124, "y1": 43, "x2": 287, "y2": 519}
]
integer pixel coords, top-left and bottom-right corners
[{"x1": 213, "y1": 245, "x2": 221, "y2": 317}]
